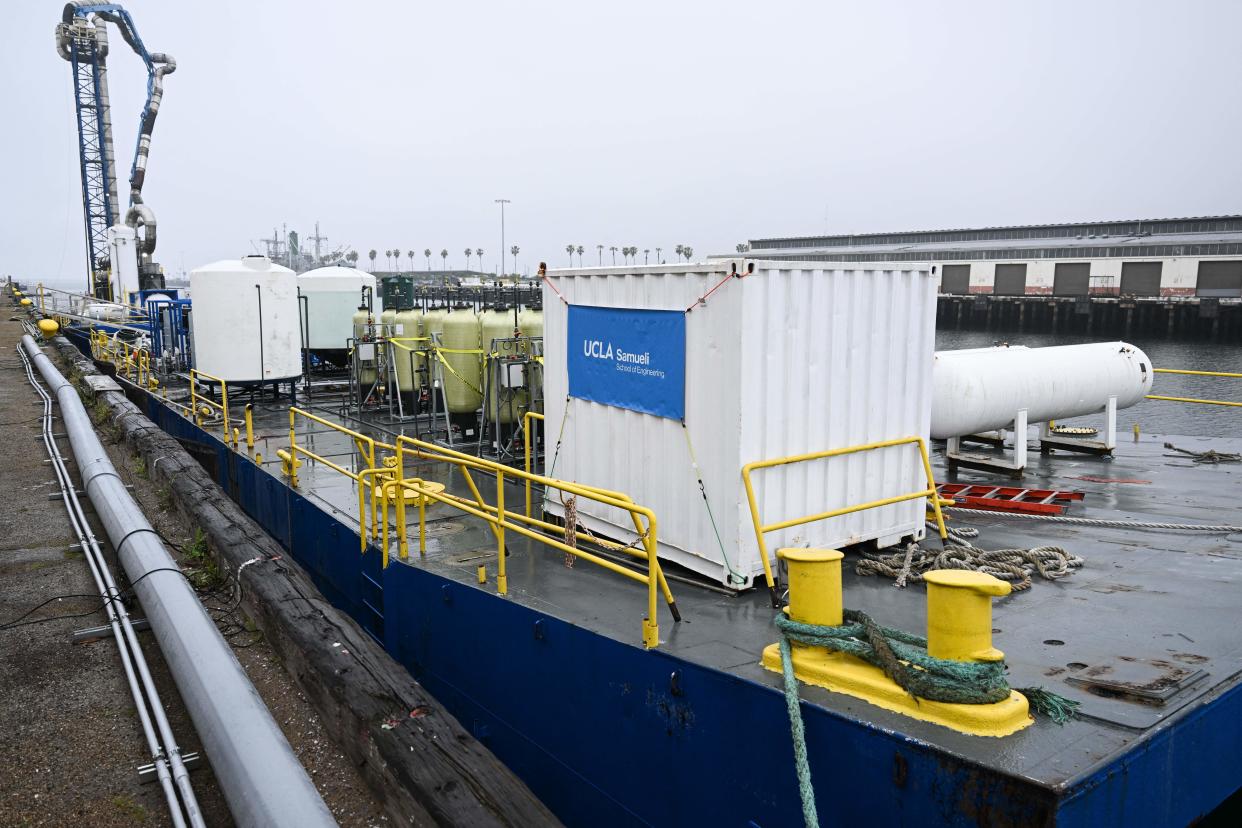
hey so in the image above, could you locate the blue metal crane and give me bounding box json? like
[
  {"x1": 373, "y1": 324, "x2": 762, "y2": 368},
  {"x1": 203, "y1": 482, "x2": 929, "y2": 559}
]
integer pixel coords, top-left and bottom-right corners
[{"x1": 55, "y1": 2, "x2": 175, "y2": 301}]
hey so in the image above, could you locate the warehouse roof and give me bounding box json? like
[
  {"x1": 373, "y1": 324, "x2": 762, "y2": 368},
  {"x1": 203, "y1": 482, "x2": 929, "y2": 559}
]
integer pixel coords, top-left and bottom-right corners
[{"x1": 743, "y1": 215, "x2": 1242, "y2": 262}]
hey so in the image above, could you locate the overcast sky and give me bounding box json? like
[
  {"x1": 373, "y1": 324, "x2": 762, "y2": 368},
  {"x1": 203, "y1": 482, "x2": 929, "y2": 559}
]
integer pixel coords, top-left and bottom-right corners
[{"x1": 3, "y1": 0, "x2": 1240, "y2": 287}]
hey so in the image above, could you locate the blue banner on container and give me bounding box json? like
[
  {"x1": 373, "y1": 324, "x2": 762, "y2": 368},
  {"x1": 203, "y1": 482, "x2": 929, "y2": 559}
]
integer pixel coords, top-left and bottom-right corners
[{"x1": 567, "y1": 305, "x2": 686, "y2": 420}]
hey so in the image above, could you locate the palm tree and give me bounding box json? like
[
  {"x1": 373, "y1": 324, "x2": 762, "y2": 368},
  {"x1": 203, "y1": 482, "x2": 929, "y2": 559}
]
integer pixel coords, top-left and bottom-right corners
[
  {"x1": 387, "y1": 250, "x2": 395, "y2": 271},
  {"x1": 424, "y1": 248, "x2": 432, "y2": 270},
  {"x1": 576, "y1": 245, "x2": 584, "y2": 267},
  {"x1": 655, "y1": 247, "x2": 662, "y2": 263},
  {"x1": 609, "y1": 245, "x2": 618, "y2": 265},
  {"x1": 735, "y1": 243, "x2": 747, "y2": 254},
  {"x1": 440, "y1": 249, "x2": 448, "y2": 271},
  {"x1": 392, "y1": 245, "x2": 399, "y2": 271},
  {"x1": 674, "y1": 244, "x2": 684, "y2": 262},
  {"x1": 476, "y1": 249, "x2": 484, "y2": 275},
  {"x1": 682, "y1": 245, "x2": 694, "y2": 262},
  {"x1": 407, "y1": 250, "x2": 415, "y2": 272},
  {"x1": 643, "y1": 248, "x2": 650, "y2": 265},
  {"x1": 566, "y1": 244, "x2": 575, "y2": 265},
  {"x1": 621, "y1": 246, "x2": 630, "y2": 264},
  {"x1": 510, "y1": 245, "x2": 520, "y2": 276},
  {"x1": 465, "y1": 248, "x2": 473, "y2": 271},
  {"x1": 346, "y1": 250, "x2": 359, "y2": 266},
  {"x1": 596, "y1": 244, "x2": 603, "y2": 266},
  {"x1": 368, "y1": 249, "x2": 377, "y2": 271}
]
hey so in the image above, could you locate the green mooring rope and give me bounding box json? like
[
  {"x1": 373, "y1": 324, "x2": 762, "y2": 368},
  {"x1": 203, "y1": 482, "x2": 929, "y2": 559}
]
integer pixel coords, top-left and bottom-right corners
[{"x1": 776, "y1": 610, "x2": 1080, "y2": 828}]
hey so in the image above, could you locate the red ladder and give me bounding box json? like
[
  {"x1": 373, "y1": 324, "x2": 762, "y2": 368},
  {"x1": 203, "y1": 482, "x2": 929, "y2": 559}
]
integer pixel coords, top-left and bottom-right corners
[{"x1": 936, "y1": 483, "x2": 1085, "y2": 516}]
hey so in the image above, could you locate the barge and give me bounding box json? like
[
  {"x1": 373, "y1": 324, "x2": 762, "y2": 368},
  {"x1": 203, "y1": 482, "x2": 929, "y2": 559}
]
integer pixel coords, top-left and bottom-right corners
[{"x1": 26, "y1": 269, "x2": 1242, "y2": 827}]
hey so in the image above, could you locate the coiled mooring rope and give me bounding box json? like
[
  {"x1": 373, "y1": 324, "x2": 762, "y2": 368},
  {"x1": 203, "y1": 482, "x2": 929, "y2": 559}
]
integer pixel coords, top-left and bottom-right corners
[
  {"x1": 776, "y1": 609, "x2": 1079, "y2": 828},
  {"x1": 1164, "y1": 442, "x2": 1241, "y2": 464},
  {"x1": 856, "y1": 524, "x2": 1084, "y2": 591}
]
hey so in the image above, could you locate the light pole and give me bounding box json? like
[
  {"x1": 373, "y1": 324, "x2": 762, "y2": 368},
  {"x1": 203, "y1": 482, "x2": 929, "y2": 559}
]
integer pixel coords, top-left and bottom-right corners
[{"x1": 495, "y1": 199, "x2": 510, "y2": 278}]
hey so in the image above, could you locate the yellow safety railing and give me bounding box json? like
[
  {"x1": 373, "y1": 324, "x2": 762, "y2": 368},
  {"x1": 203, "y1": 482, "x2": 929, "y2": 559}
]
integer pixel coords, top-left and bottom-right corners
[
  {"x1": 391, "y1": 436, "x2": 676, "y2": 648},
  {"x1": 90, "y1": 328, "x2": 155, "y2": 390},
  {"x1": 1147, "y1": 368, "x2": 1242, "y2": 408},
  {"x1": 523, "y1": 411, "x2": 544, "y2": 518},
  {"x1": 742, "y1": 436, "x2": 949, "y2": 603},
  {"x1": 280, "y1": 405, "x2": 676, "y2": 647},
  {"x1": 285, "y1": 406, "x2": 381, "y2": 487},
  {"x1": 189, "y1": 369, "x2": 233, "y2": 445}
]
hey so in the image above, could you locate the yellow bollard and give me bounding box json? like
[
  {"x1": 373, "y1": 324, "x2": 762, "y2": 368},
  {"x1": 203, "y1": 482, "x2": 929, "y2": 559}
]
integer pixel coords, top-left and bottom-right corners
[
  {"x1": 1133, "y1": 422, "x2": 1140, "y2": 441},
  {"x1": 922, "y1": 570, "x2": 1010, "y2": 662},
  {"x1": 778, "y1": 548, "x2": 844, "y2": 627},
  {"x1": 244, "y1": 404, "x2": 255, "y2": 449},
  {"x1": 761, "y1": 559, "x2": 1031, "y2": 736},
  {"x1": 37, "y1": 319, "x2": 59, "y2": 338},
  {"x1": 477, "y1": 565, "x2": 487, "y2": 584}
]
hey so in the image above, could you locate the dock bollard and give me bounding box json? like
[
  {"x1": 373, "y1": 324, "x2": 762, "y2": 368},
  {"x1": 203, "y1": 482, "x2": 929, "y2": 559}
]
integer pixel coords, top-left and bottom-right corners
[
  {"x1": 778, "y1": 548, "x2": 844, "y2": 628},
  {"x1": 922, "y1": 570, "x2": 1010, "y2": 662}
]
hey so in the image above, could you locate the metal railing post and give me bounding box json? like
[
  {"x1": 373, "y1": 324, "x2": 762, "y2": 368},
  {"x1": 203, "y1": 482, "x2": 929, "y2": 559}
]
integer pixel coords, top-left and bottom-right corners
[
  {"x1": 219, "y1": 380, "x2": 230, "y2": 443},
  {"x1": 496, "y1": 471, "x2": 507, "y2": 594},
  {"x1": 191, "y1": 371, "x2": 202, "y2": 426},
  {"x1": 417, "y1": 478, "x2": 427, "y2": 557},
  {"x1": 642, "y1": 507, "x2": 660, "y2": 649},
  {"x1": 288, "y1": 408, "x2": 298, "y2": 488},
  {"x1": 244, "y1": 404, "x2": 254, "y2": 449}
]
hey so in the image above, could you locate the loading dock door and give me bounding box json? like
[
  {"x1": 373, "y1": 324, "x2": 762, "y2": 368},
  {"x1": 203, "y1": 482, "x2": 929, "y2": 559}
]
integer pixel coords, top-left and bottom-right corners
[
  {"x1": 1053, "y1": 263, "x2": 1090, "y2": 296},
  {"x1": 941, "y1": 264, "x2": 970, "y2": 295},
  {"x1": 1197, "y1": 261, "x2": 1242, "y2": 297},
  {"x1": 994, "y1": 263, "x2": 1028, "y2": 295},
  {"x1": 1120, "y1": 262, "x2": 1162, "y2": 296}
]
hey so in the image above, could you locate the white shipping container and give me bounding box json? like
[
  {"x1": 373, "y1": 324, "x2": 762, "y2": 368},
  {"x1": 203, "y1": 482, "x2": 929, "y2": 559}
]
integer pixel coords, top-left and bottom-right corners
[{"x1": 542, "y1": 260, "x2": 938, "y2": 589}]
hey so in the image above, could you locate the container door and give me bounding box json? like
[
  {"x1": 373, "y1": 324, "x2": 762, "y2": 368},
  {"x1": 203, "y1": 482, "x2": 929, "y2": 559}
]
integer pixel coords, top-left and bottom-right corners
[
  {"x1": 940, "y1": 265, "x2": 970, "y2": 295},
  {"x1": 1120, "y1": 262, "x2": 1162, "y2": 296},
  {"x1": 1053, "y1": 263, "x2": 1090, "y2": 296},
  {"x1": 993, "y1": 263, "x2": 1028, "y2": 295},
  {"x1": 1196, "y1": 260, "x2": 1242, "y2": 298}
]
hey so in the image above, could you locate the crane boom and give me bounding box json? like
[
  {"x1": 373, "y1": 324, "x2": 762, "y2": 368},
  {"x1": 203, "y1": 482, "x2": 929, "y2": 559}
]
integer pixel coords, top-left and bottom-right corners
[{"x1": 55, "y1": 3, "x2": 175, "y2": 301}]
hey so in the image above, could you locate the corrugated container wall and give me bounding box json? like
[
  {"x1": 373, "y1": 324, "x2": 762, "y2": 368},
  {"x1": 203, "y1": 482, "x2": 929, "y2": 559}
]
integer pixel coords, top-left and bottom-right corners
[{"x1": 542, "y1": 261, "x2": 937, "y2": 589}]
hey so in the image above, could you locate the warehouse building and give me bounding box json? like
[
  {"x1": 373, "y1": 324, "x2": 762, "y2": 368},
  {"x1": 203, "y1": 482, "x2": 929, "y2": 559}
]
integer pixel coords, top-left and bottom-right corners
[{"x1": 744, "y1": 215, "x2": 1242, "y2": 298}]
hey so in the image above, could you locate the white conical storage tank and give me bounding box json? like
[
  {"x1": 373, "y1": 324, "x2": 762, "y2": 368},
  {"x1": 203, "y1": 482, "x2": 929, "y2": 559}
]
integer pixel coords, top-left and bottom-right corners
[
  {"x1": 297, "y1": 266, "x2": 380, "y2": 351},
  {"x1": 190, "y1": 255, "x2": 302, "y2": 383}
]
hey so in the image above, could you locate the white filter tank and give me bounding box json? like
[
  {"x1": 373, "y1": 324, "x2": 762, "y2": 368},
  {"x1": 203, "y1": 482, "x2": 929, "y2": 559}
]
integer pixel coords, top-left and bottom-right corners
[
  {"x1": 297, "y1": 266, "x2": 380, "y2": 351},
  {"x1": 930, "y1": 342, "x2": 1153, "y2": 439},
  {"x1": 190, "y1": 256, "x2": 302, "y2": 383}
]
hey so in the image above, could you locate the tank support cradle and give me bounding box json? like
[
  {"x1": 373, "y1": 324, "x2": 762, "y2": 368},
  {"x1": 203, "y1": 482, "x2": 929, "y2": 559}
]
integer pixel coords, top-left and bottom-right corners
[{"x1": 944, "y1": 396, "x2": 1117, "y2": 478}]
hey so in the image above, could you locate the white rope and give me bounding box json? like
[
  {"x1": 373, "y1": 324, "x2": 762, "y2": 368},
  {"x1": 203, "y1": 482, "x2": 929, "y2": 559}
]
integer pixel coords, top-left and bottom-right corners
[{"x1": 947, "y1": 506, "x2": 1242, "y2": 534}]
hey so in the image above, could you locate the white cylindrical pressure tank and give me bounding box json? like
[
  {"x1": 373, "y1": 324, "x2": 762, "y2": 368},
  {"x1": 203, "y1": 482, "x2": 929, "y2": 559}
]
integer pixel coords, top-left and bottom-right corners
[
  {"x1": 190, "y1": 256, "x2": 302, "y2": 383},
  {"x1": 930, "y1": 342, "x2": 1153, "y2": 439},
  {"x1": 297, "y1": 266, "x2": 379, "y2": 351}
]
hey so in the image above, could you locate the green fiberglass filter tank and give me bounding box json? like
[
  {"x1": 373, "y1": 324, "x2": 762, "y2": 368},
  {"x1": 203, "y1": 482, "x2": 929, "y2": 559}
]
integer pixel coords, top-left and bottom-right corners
[
  {"x1": 481, "y1": 307, "x2": 526, "y2": 425},
  {"x1": 518, "y1": 307, "x2": 544, "y2": 413},
  {"x1": 351, "y1": 305, "x2": 378, "y2": 387},
  {"x1": 392, "y1": 307, "x2": 424, "y2": 408},
  {"x1": 441, "y1": 307, "x2": 483, "y2": 435}
]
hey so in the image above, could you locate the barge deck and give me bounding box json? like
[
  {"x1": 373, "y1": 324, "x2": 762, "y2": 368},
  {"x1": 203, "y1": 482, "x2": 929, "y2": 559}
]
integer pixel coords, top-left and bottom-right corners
[{"x1": 109, "y1": 377, "x2": 1241, "y2": 827}]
